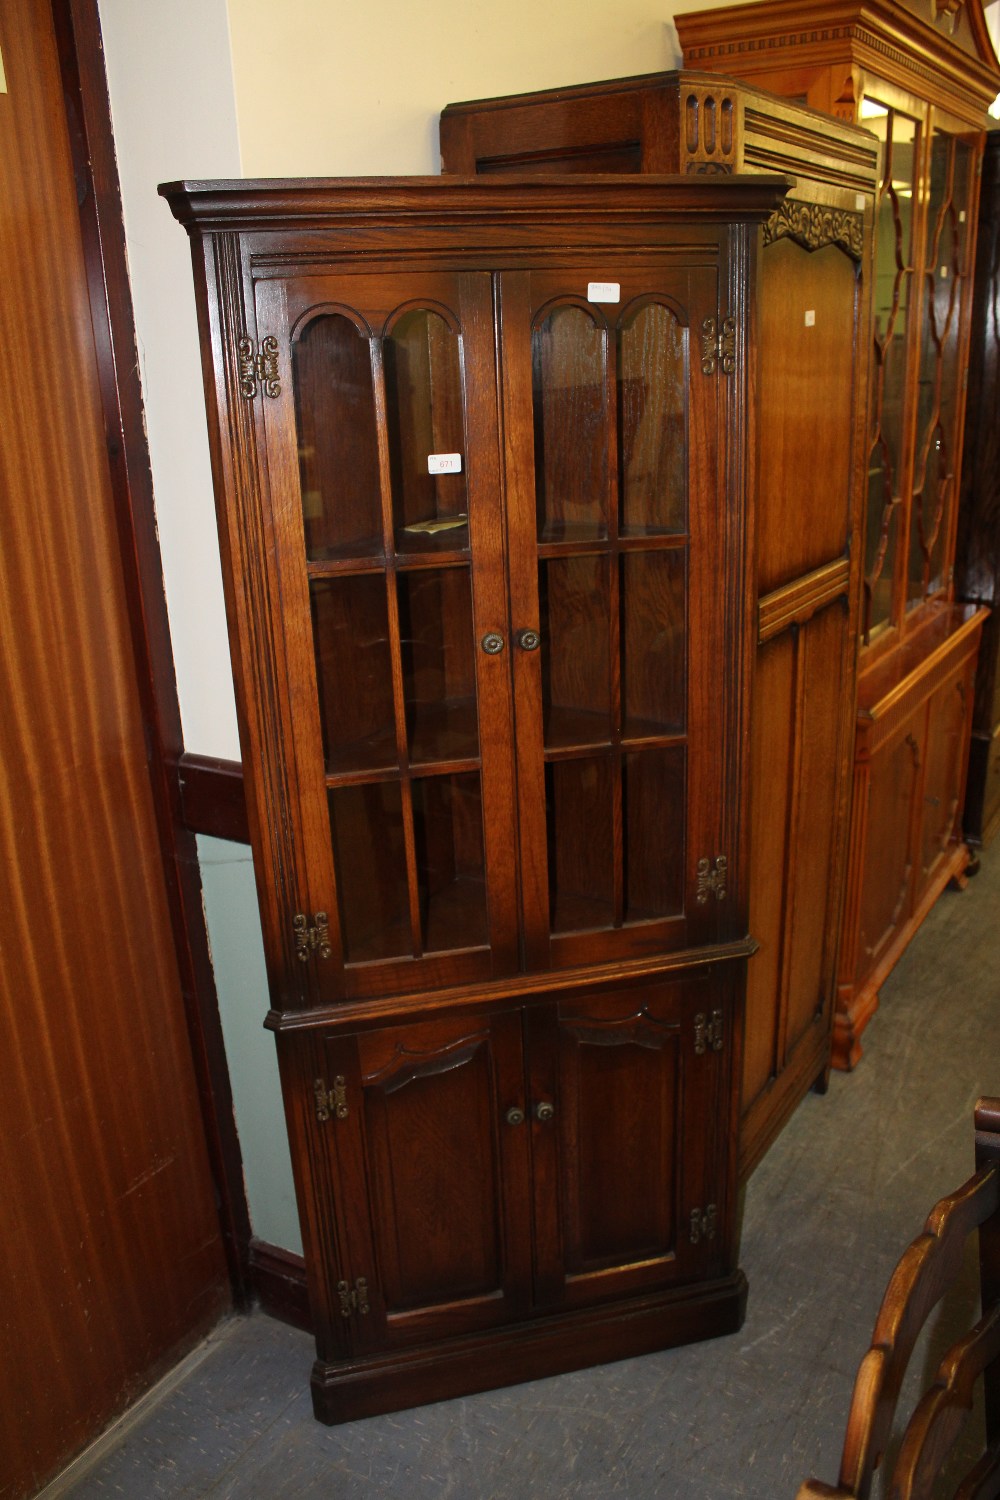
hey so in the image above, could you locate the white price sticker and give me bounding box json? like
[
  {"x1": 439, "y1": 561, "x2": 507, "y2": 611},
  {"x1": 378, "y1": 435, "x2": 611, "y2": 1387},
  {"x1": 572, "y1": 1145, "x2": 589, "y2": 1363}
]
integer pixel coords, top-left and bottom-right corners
[
  {"x1": 427, "y1": 453, "x2": 462, "y2": 475},
  {"x1": 588, "y1": 282, "x2": 621, "y2": 304},
  {"x1": 804, "y1": 309, "x2": 816, "y2": 327}
]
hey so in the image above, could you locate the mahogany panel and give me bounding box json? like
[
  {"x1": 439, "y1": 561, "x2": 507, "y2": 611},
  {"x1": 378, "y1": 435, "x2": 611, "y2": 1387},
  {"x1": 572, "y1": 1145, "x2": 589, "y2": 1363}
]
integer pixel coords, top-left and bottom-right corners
[
  {"x1": 743, "y1": 631, "x2": 795, "y2": 1116},
  {"x1": 756, "y1": 237, "x2": 857, "y2": 594},
  {"x1": 0, "y1": 2, "x2": 229, "y2": 1493}
]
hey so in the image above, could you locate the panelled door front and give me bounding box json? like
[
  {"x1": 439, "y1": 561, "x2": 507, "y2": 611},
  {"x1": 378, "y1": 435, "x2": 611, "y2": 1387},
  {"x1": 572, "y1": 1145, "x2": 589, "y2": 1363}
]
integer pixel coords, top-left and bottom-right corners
[
  {"x1": 525, "y1": 975, "x2": 731, "y2": 1311},
  {"x1": 315, "y1": 1011, "x2": 533, "y2": 1353}
]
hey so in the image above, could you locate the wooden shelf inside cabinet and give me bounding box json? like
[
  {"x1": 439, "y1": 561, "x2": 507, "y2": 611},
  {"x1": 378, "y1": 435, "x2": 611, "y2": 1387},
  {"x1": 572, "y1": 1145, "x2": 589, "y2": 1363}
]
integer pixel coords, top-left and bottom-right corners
[
  {"x1": 161, "y1": 173, "x2": 785, "y2": 1422},
  {"x1": 675, "y1": 0, "x2": 1000, "y2": 1072},
  {"x1": 440, "y1": 70, "x2": 878, "y2": 1173}
]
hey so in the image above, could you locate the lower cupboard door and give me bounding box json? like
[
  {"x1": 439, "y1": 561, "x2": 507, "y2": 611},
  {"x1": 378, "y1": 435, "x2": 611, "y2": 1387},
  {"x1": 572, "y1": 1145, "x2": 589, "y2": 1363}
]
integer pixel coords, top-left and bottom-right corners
[
  {"x1": 319, "y1": 1012, "x2": 533, "y2": 1353},
  {"x1": 525, "y1": 979, "x2": 732, "y2": 1310}
]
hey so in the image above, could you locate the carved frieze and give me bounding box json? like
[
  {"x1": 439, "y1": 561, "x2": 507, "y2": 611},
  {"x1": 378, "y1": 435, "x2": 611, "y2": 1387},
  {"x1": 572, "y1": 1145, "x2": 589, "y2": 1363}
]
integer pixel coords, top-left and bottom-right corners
[{"x1": 763, "y1": 200, "x2": 865, "y2": 260}]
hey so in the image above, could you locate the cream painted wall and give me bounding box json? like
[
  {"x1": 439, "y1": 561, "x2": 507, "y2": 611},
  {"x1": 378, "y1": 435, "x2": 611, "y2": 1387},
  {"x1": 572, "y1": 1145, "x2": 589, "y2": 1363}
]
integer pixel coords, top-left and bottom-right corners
[
  {"x1": 98, "y1": 0, "x2": 243, "y2": 762},
  {"x1": 227, "y1": 0, "x2": 692, "y2": 178}
]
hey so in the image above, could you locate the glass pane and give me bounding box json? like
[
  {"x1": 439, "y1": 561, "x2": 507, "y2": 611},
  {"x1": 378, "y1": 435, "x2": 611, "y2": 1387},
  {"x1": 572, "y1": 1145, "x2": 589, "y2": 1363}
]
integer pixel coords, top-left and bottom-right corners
[
  {"x1": 384, "y1": 308, "x2": 469, "y2": 554},
  {"x1": 532, "y1": 303, "x2": 608, "y2": 542},
  {"x1": 546, "y1": 756, "x2": 614, "y2": 933},
  {"x1": 618, "y1": 301, "x2": 687, "y2": 535},
  {"x1": 624, "y1": 748, "x2": 686, "y2": 923},
  {"x1": 622, "y1": 551, "x2": 686, "y2": 738},
  {"x1": 909, "y1": 132, "x2": 972, "y2": 606},
  {"x1": 293, "y1": 313, "x2": 382, "y2": 561},
  {"x1": 398, "y1": 567, "x2": 479, "y2": 765},
  {"x1": 329, "y1": 782, "x2": 409, "y2": 962},
  {"x1": 540, "y1": 555, "x2": 611, "y2": 749},
  {"x1": 864, "y1": 103, "x2": 918, "y2": 635},
  {"x1": 412, "y1": 773, "x2": 487, "y2": 952},
  {"x1": 311, "y1": 576, "x2": 395, "y2": 774}
]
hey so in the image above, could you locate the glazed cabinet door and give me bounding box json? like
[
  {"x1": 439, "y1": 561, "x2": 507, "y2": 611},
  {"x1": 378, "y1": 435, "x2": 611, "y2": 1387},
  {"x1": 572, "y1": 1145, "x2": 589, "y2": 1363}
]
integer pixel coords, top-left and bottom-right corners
[
  {"x1": 525, "y1": 975, "x2": 735, "y2": 1310},
  {"x1": 311, "y1": 1010, "x2": 533, "y2": 1356},
  {"x1": 497, "y1": 264, "x2": 738, "y2": 971},
  {"x1": 254, "y1": 273, "x2": 519, "y2": 1005}
]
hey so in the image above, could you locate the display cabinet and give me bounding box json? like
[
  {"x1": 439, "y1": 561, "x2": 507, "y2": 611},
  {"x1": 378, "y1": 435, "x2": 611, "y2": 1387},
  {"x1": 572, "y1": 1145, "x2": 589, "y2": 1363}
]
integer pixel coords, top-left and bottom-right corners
[
  {"x1": 162, "y1": 174, "x2": 788, "y2": 1421},
  {"x1": 440, "y1": 72, "x2": 877, "y2": 1171},
  {"x1": 957, "y1": 130, "x2": 1000, "y2": 849},
  {"x1": 677, "y1": 0, "x2": 999, "y2": 1067}
]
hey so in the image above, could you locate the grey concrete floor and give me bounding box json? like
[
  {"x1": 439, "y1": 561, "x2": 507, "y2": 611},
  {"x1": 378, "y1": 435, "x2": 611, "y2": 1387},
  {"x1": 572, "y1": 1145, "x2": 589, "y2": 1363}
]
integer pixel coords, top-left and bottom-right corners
[{"x1": 55, "y1": 854, "x2": 1000, "y2": 1498}]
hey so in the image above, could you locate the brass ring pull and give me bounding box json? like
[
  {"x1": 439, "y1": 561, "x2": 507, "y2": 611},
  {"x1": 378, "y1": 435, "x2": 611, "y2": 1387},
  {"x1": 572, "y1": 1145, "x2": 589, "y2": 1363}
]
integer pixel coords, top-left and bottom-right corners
[{"x1": 535, "y1": 1101, "x2": 555, "y2": 1123}]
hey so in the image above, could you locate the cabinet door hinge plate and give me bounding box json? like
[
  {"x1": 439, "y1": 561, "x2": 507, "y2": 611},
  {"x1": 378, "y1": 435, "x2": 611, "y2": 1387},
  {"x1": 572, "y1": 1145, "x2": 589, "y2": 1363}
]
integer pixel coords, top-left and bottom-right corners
[
  {"x1": 696, "y1": 856, "x2": 728, "y2": 903},
  {"x1": 690, "y1": 1205, "x2": 718, "y2": 1244},
  {"x1": 694, "y1": 1009, "x2": 724, "y2": 1055},
  {"x1": 701, "y1": 316, "x2": 737, "y2": 376},
  {"x1": 314, "y1": 1075, "x2": 348, "y2": 1122},
  {"x1": 237, "y1": 334, "x2": 281, "y2": 400},
  {"x1": 294, "y1": 911, "x2": 332, "y2": 962},
  {"x1": 337, "y1": 1276, "x2": 370, "y2": 1318}
]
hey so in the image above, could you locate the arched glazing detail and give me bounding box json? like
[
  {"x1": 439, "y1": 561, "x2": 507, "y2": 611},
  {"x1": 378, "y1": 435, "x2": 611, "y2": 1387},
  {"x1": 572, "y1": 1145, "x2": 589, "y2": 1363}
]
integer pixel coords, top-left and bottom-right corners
[
  {"x1": 618, "y1": 299, "x2": 687, "y2": 535},
  {"x1": 383, "y1": 306, "x2": 469, "y2": 554},
  {"x1": 862, "y1": 103, "x2": 918, "y2": 640},
  {"x1": 532, "y1": 302, "x2": 608, "y2": 542},
  {"x1": 293, "y1": 310, "x2": 382, "y2": 561},
  {"x1": 909, "y1": 133, "x2": 973, "y2": 605}
]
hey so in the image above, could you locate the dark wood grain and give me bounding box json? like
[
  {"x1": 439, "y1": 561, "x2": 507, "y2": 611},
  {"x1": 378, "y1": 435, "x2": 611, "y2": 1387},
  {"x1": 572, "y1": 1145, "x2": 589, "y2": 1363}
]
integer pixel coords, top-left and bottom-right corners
[
  {"x1": 163, "y1": 173, "x2": 778, "y2": 1420},
  {"x1": 0, "y1": 2, "x2": 230, "y2": 1492}
]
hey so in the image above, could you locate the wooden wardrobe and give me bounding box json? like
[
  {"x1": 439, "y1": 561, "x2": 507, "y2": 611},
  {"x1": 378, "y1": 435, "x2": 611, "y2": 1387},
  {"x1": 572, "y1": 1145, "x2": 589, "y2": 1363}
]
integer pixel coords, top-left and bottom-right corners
[
  {"x1": 440, "y1": 72, "x2": 878, "y2": 1170},
  {"x1": 163, "y1": 173, "x2": 788, "y2": 1420},
  {"x1": 676, "y1": 0, "x2": 1000, "y2": 1068}
]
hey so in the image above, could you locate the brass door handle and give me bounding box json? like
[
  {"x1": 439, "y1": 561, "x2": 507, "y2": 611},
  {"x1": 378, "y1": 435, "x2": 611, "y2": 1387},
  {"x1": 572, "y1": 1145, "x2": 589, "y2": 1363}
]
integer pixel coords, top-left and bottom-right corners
[
  {"x1": 517, "y1": 629, "x2": 541, "y2": 651},
  {"x1": 535, "y1": 1101, "x2": 555, "y2": 1123},
  {"x1": 505, "y1": 1106, "x2": 525, "y2": 1126}
]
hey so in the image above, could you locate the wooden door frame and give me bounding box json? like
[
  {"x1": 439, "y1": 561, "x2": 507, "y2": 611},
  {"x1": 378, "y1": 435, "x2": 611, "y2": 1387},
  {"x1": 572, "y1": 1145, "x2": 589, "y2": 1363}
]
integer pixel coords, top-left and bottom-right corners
[{"x1": 50, "y1": 0, "x2": 253, "y2": 1304}]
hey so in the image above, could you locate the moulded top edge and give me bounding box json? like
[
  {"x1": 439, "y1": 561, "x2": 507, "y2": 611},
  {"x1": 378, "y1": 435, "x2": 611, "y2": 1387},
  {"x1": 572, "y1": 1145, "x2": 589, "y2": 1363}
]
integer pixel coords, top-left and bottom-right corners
[
  {"x1": 440, "y1": 67, "x2": 878, "y2": 143},
  {"x1": 158, "y1": 172, "x2": 793, "y2": 231}
]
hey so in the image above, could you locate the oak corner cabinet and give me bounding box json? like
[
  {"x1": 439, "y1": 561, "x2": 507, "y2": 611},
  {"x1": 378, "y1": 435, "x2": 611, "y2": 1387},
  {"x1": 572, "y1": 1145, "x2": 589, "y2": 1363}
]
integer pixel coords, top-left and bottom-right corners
[
  {"x1": 440, "y1": 73, "x2": 878, "y2": 1172},
  {"x1": 677, "y1": 0, "x2": 999, "y2": 1069},
  {"x1": 161, "y1": 174, "x2": 787, "y2": 1422}
]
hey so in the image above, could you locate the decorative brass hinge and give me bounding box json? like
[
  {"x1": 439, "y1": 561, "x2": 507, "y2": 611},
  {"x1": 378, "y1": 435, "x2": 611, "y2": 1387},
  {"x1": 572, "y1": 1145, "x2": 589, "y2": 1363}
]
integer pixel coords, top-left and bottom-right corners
[
  {"x1": 237, "y1": 334, "x2": 281, "y2": 400},
  {"x1": 314, "y1": 1075, "x2": 348, "y2": 1123},
  {"x1": 293, "y1": 912, "x2": 332, "y2": 962},
  {"x1": 694, "y1": 1010, "x2": 724, "y2": 1055},
  {"x1": 696, "y1": 856, "x2": 728, "y2": 904},
  {"x1": 701, "y1": 316, "x2": 737, "y2": 376},
  {"x1": 690, "y1": 1205, "x2": 717, "y2": 1245},
  {"x1": 337, "y1": 1277, "x2": 370, "y2": 1318}
]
